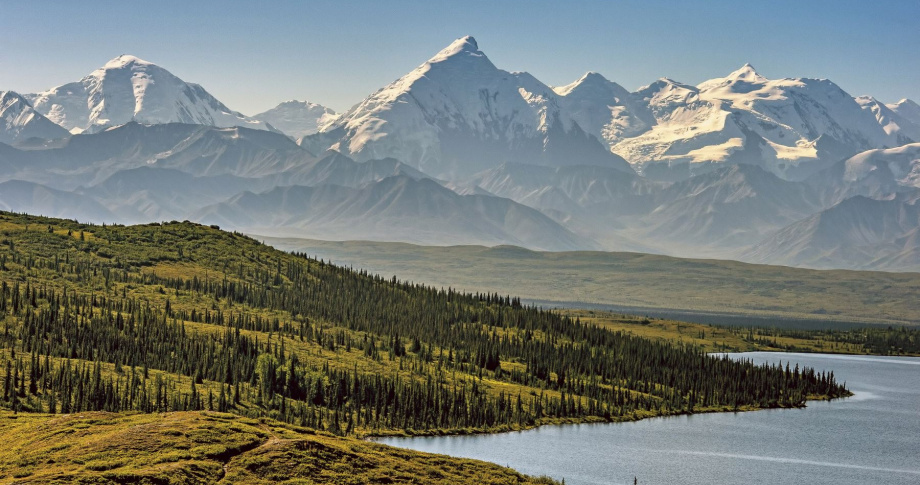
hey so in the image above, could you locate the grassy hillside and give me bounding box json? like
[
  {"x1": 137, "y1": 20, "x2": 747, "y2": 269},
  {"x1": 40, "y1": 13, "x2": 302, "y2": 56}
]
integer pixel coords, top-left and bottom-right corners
[
  {"x1": 0, "y1": 410, "x2": 557, "y2": 484},
  {"x1": 262, "y1": 237, "x2": 920, "y2": 326},
  {"x1": 0, "y1": 211, "x2": 848, "y2": 482}
]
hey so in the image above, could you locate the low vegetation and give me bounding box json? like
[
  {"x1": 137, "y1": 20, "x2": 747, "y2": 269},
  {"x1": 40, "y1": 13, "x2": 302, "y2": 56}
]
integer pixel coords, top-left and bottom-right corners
[
  {"x1": 264, "y1": 237, "x2": 920, "y2": 326},
  {"x1": 0, "y1": 410, "x2": 558, "y2": 484},
  {"x1": 567, "y1": 310, "x2": 920, "y2": 356},
  {"x1": 0, "y1": 212, "x2": 850, "y2": 482}
]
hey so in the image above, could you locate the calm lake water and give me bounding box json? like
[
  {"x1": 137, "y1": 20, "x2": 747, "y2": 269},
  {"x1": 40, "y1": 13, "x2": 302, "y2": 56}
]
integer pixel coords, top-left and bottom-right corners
[{"x1": 375, "y1": 353, "x2": 920, "y2": 485}]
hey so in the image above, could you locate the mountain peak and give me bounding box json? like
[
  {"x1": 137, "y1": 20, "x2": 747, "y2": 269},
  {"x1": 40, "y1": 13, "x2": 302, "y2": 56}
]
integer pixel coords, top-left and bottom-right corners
[
  {"x1": 272, "y1": 99, "x2": 331, "y2": 110},
  {"x1": 637, "y1": 77, "x2": 698, "y2": 96},
  {"x1": 252, "y1": 100, "x2": 337, "y2": 139},
  {"x1": 0, "y1": 90, "x2": 27, "y2": 105},
  {"x1": 554, "y1": 71, "x2": 618, "y2": 97},
  {"x1": 574, "y1": 71, "x2": 613, "y2": 86},
  {"x1": 887, "y1": 98, "x2": 920, "y2": 125},
  {"x1": 28, "y1": 55, "x2": 276, "y2": 133},
  {"x1": 726, "y1": 63, "x2": 766, "y2": 82},
  {"x1": 103, "y1": 54, "x2": 153, "y2": 69},
  {"x1": 0, "y1": 90, "x2": 71, "y2": 143},
  {"x1": 581, "y1": 71, "x2": 608, "y2": 81},
  {"x1": 890, "y1": 98, "x2": 919, "y2": 109},
  {"x1": 854, "y1": 95, "x2": 878, "y2": 107},
  {"x1": 428, "y1": 35, "x2": 482, "y2": 63}
]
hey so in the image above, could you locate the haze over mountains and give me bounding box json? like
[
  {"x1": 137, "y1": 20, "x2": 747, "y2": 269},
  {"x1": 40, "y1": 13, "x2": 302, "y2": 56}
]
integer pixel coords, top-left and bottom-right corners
[
  {"x1": 1, "y1": 36, "x2": 919, "y2": 271},
  {"x1": 253, "y1": 100, "x2": 338, "y2": 140}
]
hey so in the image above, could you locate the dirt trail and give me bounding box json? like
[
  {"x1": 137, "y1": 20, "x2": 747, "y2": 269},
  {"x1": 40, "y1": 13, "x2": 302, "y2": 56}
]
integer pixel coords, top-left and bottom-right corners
[{"x1": 217, "y1": 424, "x2": 282, "y2": 483}]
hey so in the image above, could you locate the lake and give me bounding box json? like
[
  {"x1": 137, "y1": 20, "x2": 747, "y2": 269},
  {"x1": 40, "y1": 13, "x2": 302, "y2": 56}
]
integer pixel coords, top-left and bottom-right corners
[{"x1": 375, "y1": 353, "x2": 920, "y2": 485}]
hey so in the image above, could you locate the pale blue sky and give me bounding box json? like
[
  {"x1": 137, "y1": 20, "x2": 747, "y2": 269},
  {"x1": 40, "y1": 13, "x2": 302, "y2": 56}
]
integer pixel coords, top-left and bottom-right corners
[{"x1": 1, "y1": 0, "x2": 917, "y2": 115}]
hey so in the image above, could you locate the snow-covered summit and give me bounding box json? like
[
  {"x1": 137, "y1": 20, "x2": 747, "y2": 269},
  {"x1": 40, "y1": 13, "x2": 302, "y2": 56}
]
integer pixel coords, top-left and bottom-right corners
[
  {"x1": 610, "y1": 65, "x2": 908, "y2": 180},
  {"x1": 888, "y1": 99, "x2": 920, "y2": 127},
  {"x1": 636, "y1": 78, "x2": 700, "y2": 110},
  {"x1": 307, "y1": 36, "x2": 631, "y2": 178},
  {"x1": 253, "y1": 100, "x2": 337, "y2": 140},
  {"x1": 695, "y1": 63, "x2": 769, "y2": 94},
  {"x1": 553, "y1": 72, "x2": 654, "y2": 143},
  {"x1": 26, "y1": 55, "x2": 277, "y2": 134},
  {"x1": 0, "y1": 90, "x2": 70, "y2": 144},
  {"x1": 554, "y1": 72, "x2": 621, "y2": 97},
  {"x1": 103, "y1": 54, "x2": 153, "y2": 69},
  {"x1": 726, "y1": 63, "x2": 767, "y2": 82},
  {"x1": 306, "y1": 35, "x2": 920, "y2": 182},
  {"x1": 855, "y1": 96, "x2": 920, "y2": 143},
  {"x1": 838, "y1": 143, "x2": 920, "y2": 189},
  {"x1": 428, "y1": 35, "x2": 481, "y2": 62}
]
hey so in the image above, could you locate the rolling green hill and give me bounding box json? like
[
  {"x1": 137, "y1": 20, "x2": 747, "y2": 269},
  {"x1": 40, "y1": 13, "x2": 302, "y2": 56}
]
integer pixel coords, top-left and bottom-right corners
[
  {"x1": 0, "y1": 411, "x2": 558, "y2": 484},
  {"x1": 261, "y1": 237, "x2": 920, "y2": 326},
  {"x1": 0, "y1": 211, "x2": 847, "y2": 482}
]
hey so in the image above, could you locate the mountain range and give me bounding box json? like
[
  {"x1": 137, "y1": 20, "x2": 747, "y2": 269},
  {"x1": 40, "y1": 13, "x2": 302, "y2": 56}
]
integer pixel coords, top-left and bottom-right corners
[
  {"x1": 302, "y1": 37, "x2": 917, "y2": 183},
  {"x1": 1, "y1": 36, "x2": 919, "y2": 271},
  {"x1": 301, "y1": 36, "x2": 633, "y2": 178}
]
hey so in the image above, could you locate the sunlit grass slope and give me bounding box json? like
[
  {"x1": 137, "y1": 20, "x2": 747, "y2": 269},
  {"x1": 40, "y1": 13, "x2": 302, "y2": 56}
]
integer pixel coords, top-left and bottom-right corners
[
  {"x1": 0, "y1": 410, "x2": 557, "y2": 484},
  {"x1": 263, "y1": 237, "x2": 920, "y2": 326}
]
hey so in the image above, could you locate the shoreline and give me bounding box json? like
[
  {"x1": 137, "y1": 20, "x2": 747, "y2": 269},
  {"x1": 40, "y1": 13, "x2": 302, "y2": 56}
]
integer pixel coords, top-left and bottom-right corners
[
  {"x1": 364, "y1": 350, "x2": 862, "y2": 441},
  {"x1": 363, "y1": 390, "x2": 853, "y2": 441}
]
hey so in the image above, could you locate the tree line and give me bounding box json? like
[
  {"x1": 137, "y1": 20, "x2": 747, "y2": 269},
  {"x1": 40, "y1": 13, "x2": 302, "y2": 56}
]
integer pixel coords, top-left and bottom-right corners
[{"x1": 0, "y1": 216, "x2": 849, "y2": 434}]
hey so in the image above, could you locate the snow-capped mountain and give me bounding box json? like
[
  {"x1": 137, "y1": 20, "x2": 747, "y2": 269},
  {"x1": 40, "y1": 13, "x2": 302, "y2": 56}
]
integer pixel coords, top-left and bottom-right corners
[
  {"x1": 836, "y1": 143, "x2": 920, "y2": 190},
  {"x1": 253, "y1": 100, "x2": 337, "y2": 140},
  {"x1": 856, "y1": 96, "x2": 920, "y2": 144},
  {"x1": 302, "y1": 36, "x2": 633, "y2": 178},
  {"x1": 552, "y1": 72, "x2": 655, "y2": 149},
  {"x1": 609, "y1": 64, "x2": 906, "y2": 181},
  {"x1": 888, "y1": 99, "x2": 920, "y2": 127},
  {"x1": 25, "y1": 55, "x2": 277, "y2": 134},
  {"x1": 808, "y1": 143, "x2": 920, "y2": 205},
  {"x1": 0, "y1": 91, "x2": 70, "y2": 144},
  {"x1": 0, "y1": 120, "x2": 591, "y2": 252},
  {"x1": 304, "y1": 37, "x2": 912, "y2": 183},
  {"x1": 2, "y1": 37, "x2": 920, "y2": 271}
]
